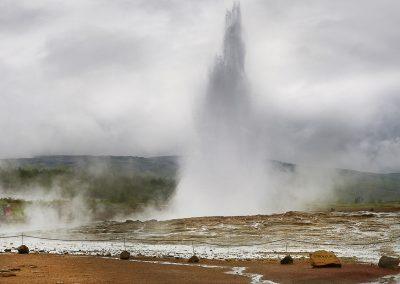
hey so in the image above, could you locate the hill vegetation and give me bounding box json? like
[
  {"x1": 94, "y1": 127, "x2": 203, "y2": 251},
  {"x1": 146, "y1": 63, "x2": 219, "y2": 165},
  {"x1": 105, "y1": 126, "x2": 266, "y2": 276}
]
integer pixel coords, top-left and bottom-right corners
[{"x1": 0, "y1": 156, "x2": 399, "y2": 222}]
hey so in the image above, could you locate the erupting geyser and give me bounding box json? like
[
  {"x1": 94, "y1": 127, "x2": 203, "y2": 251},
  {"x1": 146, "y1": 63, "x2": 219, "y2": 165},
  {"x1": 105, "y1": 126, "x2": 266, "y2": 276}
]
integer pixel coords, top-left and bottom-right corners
[{"x1": 172, "y1": 3, "x2": 269, "y2": 217}]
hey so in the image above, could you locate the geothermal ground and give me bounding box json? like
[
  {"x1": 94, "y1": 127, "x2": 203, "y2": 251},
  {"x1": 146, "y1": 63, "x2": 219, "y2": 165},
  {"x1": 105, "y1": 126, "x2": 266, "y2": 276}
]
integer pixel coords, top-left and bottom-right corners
[
  {"x1": 1, "y1": 210, "x2": 400, "y2": 283},
  {"x1": 1, "y1": 253, "x2": 399, "y2": 284},
  {"x1": 1, "y1": 211, "x2": 399, "y2": 262}
]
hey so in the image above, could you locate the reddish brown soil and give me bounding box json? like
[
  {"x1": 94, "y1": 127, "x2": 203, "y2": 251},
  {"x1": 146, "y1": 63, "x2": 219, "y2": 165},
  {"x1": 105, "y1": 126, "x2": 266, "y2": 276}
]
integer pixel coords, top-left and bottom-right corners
[
  {"x1": 0, "y1": 253, "x2": 246, "y2": 284},
  {"x1": 241, "y1": 258, "x2": 399, "y2": 284},
  {"x1": 0, "y1": 253, "x2": 398, "y2": 283}
]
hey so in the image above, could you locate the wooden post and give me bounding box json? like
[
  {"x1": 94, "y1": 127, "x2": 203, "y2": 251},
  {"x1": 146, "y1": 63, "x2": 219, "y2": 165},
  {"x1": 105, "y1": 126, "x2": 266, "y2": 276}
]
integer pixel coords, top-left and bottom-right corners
[{"x1": 285, "y1": 234, "x2": 288, "y2": 254}]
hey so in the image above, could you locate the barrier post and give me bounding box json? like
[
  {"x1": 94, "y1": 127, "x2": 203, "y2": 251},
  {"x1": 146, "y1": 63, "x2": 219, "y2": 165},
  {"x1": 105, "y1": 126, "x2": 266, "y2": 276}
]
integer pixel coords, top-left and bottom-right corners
[{"x1": 285, "y1": 234, "x2": 288, "y2": 254}]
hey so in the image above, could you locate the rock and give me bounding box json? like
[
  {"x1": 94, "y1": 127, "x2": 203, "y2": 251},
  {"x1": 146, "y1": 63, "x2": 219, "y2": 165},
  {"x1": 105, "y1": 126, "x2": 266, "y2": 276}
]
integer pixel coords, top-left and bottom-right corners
[
  {"x1": 0, "y1": 272, "x2": 16, "y2": 277},
  {"x1": 378, "y1": 256, "x2": 400, "y2": 269},
  {"x1": 9, "y1": 268, "x2": 21, "y2": 271},
  {"x1": 119, "y1": 251, "x2": 130, "y2": 260},
  {"x1": 280, "y1": 255, "x2": 293, "y2": 264},
  {"x1": 17, "y1": 245, "x2": 29, "y2": 254},
  {"x1": 4, "y1": 248, "x2": 11, "y2": 253},
  {"x1": 188, "y1": 255, "x2": 200, "y2": 263},
  {"x1": 29, "y1": 265, "x2": 38, "y2": 269},
  {"x1": 105, "y1": 252, "x2": 112, "y2": 257},
  {"x1": 309, "y1": 250, "x2": 341, "y2": 268}
]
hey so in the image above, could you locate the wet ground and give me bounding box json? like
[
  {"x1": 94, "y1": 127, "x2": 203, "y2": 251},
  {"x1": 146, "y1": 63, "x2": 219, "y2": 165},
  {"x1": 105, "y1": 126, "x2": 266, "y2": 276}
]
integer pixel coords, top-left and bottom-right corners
[
  {"x1": 2, "y1": 253, "x2": 399, "y2": 284},
  {"x1": 1, "y1": 211, "x2": 399, "y2": 263}
]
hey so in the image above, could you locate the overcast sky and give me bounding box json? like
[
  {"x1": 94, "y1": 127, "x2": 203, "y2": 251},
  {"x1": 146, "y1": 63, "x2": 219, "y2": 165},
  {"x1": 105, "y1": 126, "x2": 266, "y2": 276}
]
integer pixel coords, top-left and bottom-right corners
[{"x1": 1, "y1": 0, "x2": 400, "y2": 172}]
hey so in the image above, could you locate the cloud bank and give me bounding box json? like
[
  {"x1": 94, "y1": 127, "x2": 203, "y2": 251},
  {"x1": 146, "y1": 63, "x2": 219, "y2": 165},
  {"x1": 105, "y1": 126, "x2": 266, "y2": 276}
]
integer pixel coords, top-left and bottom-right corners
[{"x1": 1, "y1": 0, "x2": 400, "y2": 173}]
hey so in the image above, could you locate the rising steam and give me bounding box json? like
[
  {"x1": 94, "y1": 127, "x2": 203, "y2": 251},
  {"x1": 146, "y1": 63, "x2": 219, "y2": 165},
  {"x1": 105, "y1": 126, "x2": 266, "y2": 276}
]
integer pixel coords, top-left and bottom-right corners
[{"x1": 171, "y1": 4, "x2": 271, "y2": 217}]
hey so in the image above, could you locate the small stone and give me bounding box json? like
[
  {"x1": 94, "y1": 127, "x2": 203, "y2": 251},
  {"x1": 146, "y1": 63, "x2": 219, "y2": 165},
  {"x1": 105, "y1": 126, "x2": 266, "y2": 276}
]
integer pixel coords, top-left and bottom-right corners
[
  {"x1": 120, "y1": 251, "x2": 130, "y2": 260},
  {"x1": 9, "y1": 268, "x2": 21, "y2": 271},
  {"x1": 0, "y1": 272, "x2": 16, "y2": 277},
  {"x1": 188, "y1": 255, "x2": 200, "y2": 263},
  {"x1": 378, "y1": 256, "x2": 400, "y2": 269},
  {"x1": 17, "y1": 245, "x2": 29, "y2": 254},
  {"x1": 104, "y1": 252, "x2": 111, "y2": 257},
  {"x1": 4, "y1": 248, "x2": 11, "y2": 253},
  {"x1": 280, "y1": 255, "x2": 293, "y2": 265},
  {"x1": 29, "y1": 265, "x2": 38, "y2": 269}
]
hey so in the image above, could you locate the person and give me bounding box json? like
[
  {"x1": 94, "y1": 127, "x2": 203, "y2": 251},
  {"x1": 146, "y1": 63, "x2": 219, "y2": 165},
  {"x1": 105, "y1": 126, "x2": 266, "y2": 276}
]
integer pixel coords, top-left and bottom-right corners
[{"x1": 4, "y1": 204, "x2": 12, "y2": 218}]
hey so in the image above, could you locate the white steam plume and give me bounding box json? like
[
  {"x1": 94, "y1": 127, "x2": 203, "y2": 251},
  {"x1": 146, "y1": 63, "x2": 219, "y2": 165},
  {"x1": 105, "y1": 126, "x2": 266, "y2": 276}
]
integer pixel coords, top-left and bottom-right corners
[{"x1": 171, "y1": 4, "x2": 270, "y2": 217}]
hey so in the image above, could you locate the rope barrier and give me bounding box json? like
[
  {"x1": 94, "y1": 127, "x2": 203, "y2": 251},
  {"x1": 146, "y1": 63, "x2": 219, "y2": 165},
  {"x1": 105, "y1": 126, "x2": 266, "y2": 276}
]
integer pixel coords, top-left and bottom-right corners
[
  {"x1": 285, "y1": 237, "x2": 399, "y2": 246},
  {"x1": 0, "y1": 235, "x2": 20, "y2": 239},
  {"x1": 0, "y1": 234, "x2": 398, "y2": 246}
]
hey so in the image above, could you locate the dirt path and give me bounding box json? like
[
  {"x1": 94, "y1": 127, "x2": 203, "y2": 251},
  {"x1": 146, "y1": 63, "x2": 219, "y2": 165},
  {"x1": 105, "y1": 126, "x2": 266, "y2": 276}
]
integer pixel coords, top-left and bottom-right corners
[{"x1": 0, "y1": 253, "x2": 399, "y2": 283}]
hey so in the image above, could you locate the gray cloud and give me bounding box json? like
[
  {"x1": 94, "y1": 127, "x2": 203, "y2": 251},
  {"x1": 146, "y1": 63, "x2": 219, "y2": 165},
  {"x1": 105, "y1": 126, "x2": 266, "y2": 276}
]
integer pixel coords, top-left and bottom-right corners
[
  {"x1": 0, "y1": 1, "x2": 48, "y2": 33},
  {"x1": 0, "y1": 0, "x2": 399, "y2": 172},
  {"x1": 44, "y1": 29, "x2": 149, "y2": 77}
]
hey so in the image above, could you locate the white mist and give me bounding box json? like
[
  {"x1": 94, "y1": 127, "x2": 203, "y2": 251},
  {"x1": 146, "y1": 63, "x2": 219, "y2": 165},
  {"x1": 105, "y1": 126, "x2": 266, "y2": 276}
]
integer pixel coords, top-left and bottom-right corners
[{"x1": 172, "y1": 4, "x2": 270, "y2": 217}]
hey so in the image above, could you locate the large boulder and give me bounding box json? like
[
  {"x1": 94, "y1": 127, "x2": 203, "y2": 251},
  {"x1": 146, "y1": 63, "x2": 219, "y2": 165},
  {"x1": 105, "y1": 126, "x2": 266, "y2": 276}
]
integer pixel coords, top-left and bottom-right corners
[
  {"x1": 309, "y1": 250, "x2": 341, "y2": 268},
  {"x1": 119, "y1": 250, "x2": 130, "y2": 260},
  {"x1": 188, "y1": 255, "x2": 200, "y2": 263},
  {"x1": 378, "y1": 256, "x2": 399, "y2": 269},
  {"x1": 280, "y1": 255, "x2": 293, "y2": 265},
  {"x1": 17, "y1": 245, "x2": 29, "y2": 254}
]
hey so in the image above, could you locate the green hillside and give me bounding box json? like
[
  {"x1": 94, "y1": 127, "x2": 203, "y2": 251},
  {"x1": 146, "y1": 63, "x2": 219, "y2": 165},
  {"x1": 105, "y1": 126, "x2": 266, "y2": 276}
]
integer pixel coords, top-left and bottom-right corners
[{"x1": 0, "y1": 156, "x2": 399, "y2": 222}]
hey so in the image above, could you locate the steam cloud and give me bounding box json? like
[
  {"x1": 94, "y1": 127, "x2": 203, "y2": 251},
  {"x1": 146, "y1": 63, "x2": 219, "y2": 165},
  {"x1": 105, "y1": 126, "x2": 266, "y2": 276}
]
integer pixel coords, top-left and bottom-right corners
[
  {"x1": 168, "y1": 4, "x2": 339, "y2": 218},
  {"x1": 172, "y1": 4, "x2": 268, "y2": 216}
]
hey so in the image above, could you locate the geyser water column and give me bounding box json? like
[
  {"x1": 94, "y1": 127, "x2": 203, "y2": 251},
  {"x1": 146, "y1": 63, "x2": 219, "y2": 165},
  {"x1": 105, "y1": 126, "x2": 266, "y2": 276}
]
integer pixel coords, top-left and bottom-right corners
[{"x1": 172, "y1": 3, "x2": 268, "y2": 217}]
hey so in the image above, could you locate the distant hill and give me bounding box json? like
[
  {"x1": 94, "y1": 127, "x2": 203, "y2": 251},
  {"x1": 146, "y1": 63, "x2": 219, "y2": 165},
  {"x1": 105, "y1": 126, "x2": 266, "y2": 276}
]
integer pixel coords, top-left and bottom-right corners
[
  {"x1": 1, "y1": 155, "x2": 178, "y2": 178},
  {"x1": 271, "y1": 159, "x2": 400, "y2": 203},
  {"x1": 1, "y1": 155, "x2": 400, "y2": 204}
]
